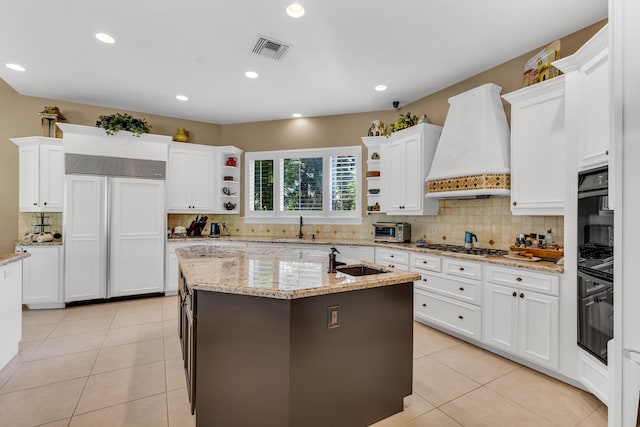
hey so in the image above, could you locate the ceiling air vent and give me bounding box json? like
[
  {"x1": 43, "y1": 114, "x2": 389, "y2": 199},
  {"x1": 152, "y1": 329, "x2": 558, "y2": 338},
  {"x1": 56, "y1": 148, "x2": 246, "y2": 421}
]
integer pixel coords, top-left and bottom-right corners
[{"x1": 252, "y1": 36, "x2": 291, "y2": 61}]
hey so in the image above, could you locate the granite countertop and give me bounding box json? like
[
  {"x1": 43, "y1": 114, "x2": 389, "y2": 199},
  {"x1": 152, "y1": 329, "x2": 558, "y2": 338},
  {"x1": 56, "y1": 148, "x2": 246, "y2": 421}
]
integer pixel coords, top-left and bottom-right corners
[
  {"x1": 168, "y1": 236, "x2": 564, "y2": 274},
  {"x1": 14, "y1": 240, "x2": 63, "y2": 247},
  {"x1": 0, "y1": 252, "x2": 30, "y2": 267},
  {"x1": 175, "y1": 245, "x2": 420, "y2": 300}
]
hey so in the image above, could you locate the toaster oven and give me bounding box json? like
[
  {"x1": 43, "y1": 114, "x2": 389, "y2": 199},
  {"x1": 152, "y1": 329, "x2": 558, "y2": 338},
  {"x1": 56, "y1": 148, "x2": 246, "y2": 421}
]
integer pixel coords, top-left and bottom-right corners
[{"x1": 373, "y1": 222, "x2": 411, "y2": 243}]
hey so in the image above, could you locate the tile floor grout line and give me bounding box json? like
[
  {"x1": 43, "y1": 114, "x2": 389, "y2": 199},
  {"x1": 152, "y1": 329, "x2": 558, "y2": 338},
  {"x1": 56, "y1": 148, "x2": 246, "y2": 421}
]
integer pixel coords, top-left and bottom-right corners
[{"x1": 72, "y1": 390, "x2": 169, "y2": 419}]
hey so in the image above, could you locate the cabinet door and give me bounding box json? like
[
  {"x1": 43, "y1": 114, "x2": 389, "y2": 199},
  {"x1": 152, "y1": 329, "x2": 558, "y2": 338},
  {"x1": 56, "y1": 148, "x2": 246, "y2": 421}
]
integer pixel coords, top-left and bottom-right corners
[
  {"x1": 0, "y1": 261, "x2": 22, "y2": 368},
  {"x1": 39, "y1": 145, "x2": 65, "y2": 211},
  {"x1": 167, "y1": 148, "x2": 192, "y2": 211},
  {"x1": 579, "y1": 49, "x2": 609, "y2": 170},
  {"x1": 18, "y1": 145, "x2": 39, "y2": 211},
  {"x1": 381, "y1": 140, "x2": 405, "y2": 213},
  {"x1": 189, "y1": 150, "x2": 215, "y2": 212},
  {"x1": 401, "y1": 133, "x2": 423, "y2": 213},
  {"x1": 506, "y1": 78, "x2": 565, "y2": 215},
  {"x1": 65, "y1": 175, "x2": 106, "y2": 302},
  {"x1": 166, "y1": 251, "x2": 179, "y2": 293},
  {"x1": 518, "y1": 290, "x2": 559, "y2": 368},
  {"x1": 22, "y1": 247, "x2": 61, "y2": 305},
  {"x1": 483, "y1": 283, "x2": 518, "y2": 353},
  {"x1": 109, "y1": 178, "x2": 165, "y2": 297}
]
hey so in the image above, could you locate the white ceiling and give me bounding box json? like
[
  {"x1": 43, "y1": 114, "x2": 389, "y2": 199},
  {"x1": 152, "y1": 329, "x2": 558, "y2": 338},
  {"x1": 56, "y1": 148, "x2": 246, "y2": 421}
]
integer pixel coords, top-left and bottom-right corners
[{"x1": 1, "y1": 0, "x2": 607, "y2": 125}]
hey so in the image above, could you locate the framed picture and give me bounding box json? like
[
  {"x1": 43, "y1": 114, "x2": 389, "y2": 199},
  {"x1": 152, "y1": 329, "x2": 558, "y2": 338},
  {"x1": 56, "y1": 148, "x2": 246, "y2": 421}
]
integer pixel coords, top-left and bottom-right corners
[{"x1": 523, "y1": 40, "x2": 561, "y2": 87}]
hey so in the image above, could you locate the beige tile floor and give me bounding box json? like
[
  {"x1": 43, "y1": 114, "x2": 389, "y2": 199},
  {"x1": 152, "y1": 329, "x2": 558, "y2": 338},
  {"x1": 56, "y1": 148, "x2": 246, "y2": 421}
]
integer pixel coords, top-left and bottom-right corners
[{"x1": 0, "y1": 295, "x2": 607, "y2": 427}]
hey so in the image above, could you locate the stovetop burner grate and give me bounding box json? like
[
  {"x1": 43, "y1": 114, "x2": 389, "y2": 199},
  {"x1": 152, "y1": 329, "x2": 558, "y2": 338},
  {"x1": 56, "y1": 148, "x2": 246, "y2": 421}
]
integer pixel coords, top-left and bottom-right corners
[{"x1": 415, "y1": 243, "x2": 508, "y2": 256}]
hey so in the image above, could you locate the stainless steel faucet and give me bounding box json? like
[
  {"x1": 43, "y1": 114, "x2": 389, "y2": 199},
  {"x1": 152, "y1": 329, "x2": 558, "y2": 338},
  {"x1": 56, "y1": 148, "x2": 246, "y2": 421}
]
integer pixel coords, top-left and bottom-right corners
[{"x1": 297, "y1": 216, "x2": 304, "y2": 239}]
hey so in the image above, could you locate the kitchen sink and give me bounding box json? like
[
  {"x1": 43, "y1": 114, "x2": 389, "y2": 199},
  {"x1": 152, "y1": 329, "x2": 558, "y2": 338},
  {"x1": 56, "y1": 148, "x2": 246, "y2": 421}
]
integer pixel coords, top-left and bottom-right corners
[{"x1": 336, "y1": 265, "x2": 387, "y2": 276}]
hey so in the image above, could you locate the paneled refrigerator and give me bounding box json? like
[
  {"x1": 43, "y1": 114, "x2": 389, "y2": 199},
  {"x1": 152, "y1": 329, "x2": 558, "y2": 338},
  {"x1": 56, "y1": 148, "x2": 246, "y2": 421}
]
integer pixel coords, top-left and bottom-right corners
[{"x1": 64, "y1": 154, "x2": 166, "y2": 302}]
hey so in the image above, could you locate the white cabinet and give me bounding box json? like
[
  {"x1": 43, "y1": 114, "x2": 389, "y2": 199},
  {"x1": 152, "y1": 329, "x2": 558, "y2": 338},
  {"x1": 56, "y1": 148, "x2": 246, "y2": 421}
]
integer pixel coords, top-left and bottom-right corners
[
  {"x1": 167, "y1": 144, "x2": 216, "y2": 213},
  {"x1": 374, "y1": 247, "x2": 409, "y2": 270},
  {"x1": 380, "y1": 124, "x2": 441, "y2": 215},
  {"x1": 20, "y1": 245, "x2": 64, "y2": 309},
  {"x1": 0, "y1": 260, "x2": 23, "y2": 369},
  {"x1": 412, "y1": 253, "x2": 483, "y2": 340},
  {"x1": 503, "y1": 76, "x2": 566, "y2": 215},
  {"x1": 483, "y1": 265, "x2": 559, "y2": 369},
  {"x1": 11, "y1": 138, "x2": 64, "y2": 212},
  {"x1": 554, "y1": 25, "x2": 609, "y2": 171}
]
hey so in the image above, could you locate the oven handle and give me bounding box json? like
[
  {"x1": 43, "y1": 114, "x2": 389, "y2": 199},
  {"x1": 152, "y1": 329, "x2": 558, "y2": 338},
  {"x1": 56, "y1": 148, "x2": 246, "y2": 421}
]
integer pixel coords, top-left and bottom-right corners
[
  {"x1": 578, "y1": 268, "x2": 613, "y2": 286},
  {"x1": 578, "y1": 188, "x2": 608, "y2": 199},
  {"x1": 624, "y1": 349, "x2": 640, "y2": 366}
]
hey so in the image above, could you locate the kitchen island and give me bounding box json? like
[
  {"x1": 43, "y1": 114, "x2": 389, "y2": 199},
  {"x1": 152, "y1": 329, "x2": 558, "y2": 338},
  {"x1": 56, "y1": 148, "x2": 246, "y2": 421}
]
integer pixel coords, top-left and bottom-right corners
[
  {"x1": 175, "y1": 245, "x2": 419, "y2": 427},
  {"x1": 0, "y1": 252, "x2": 29, "y2": 369}
]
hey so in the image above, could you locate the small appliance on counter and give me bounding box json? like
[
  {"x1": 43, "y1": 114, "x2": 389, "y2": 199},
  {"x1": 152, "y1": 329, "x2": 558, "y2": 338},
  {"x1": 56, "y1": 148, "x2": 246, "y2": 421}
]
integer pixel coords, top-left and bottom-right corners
[
  {"x1": 464, "y1": 231, "x2": 478, "y2": 249},
  {"x1": 373, "y1": 222, "x2": 411, "y2": 243}
]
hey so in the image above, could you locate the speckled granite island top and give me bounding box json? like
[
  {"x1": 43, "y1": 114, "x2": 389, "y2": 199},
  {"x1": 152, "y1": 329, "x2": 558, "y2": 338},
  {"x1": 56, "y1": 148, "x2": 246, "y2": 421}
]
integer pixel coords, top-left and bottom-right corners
[
  {"x1": 0, "y1": 252, "x2": 30, "y2": 267},
  {"x1": 175, "y1": 245, "x2": 420, "y2": 299}
]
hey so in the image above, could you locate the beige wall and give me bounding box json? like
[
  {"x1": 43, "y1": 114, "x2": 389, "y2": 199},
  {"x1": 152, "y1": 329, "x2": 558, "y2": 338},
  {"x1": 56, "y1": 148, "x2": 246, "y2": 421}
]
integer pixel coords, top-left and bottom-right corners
[{"x1": 1, "y1": 20, "x2": 605, "y2": 253}]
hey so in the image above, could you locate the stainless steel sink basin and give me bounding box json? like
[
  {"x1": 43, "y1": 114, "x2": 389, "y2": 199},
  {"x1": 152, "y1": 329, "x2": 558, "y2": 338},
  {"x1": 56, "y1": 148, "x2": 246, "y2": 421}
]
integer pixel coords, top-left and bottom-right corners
[{"x1": 336, "y1": 265, "x2": 386, "y2": 276}]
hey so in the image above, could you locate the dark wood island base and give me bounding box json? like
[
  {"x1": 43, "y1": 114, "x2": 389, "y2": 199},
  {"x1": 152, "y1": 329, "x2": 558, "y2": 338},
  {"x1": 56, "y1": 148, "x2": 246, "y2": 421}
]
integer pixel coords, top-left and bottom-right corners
[{"x1": 182, "y1": 282, "x2": 413, "y2": 427}]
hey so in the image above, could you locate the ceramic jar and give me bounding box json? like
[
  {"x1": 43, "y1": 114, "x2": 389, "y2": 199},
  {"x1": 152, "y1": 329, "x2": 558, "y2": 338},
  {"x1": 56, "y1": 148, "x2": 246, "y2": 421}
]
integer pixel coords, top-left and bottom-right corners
[{"x1": 173, "y1": 128, "x2": 189, "y2": 142}]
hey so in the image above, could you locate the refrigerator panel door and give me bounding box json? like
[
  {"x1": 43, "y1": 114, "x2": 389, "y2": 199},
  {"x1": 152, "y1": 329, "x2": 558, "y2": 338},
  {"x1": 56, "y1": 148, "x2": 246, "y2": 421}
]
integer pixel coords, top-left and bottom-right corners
[
  {"x1": 108, "y1": 177, "x2": 165, "y2": 298},
  {"x1": 64, "y1": 175, "x2": 107, "y2": 301}
]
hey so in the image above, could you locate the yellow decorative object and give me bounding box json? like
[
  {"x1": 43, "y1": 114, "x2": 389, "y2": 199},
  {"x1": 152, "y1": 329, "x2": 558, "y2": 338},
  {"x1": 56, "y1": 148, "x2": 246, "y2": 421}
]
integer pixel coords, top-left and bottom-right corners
[
  {"x1": 173, "y1": 128, "x2": 189, "y2": 142},
  {"x1": 427, "y1": 173, "x2": 511, "y2": 193}
]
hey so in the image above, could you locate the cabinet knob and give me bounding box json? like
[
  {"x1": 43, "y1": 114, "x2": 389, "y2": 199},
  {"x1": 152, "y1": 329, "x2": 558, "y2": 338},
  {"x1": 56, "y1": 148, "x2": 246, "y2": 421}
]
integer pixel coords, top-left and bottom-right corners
[
  {"x1": 512, "y1": 291, "x2": 517, "y2": 297},
  {"x1": 422, "y1": 303, "x2": 427, "y2": 307},
  {"x1": 512, "y1": 201, "x2": 517, "y2": 206},
  {"x1": 516, "y1": 277, "x2": 522, "y2": 282},
  {"x1": 422, "y1": 278, "x2": 428, "y2": 282},
  {"x1": 459, "y1": 267, "x2": 465, "y2": 271},
  {"x1": 422, "y1": 260, "x2": 427, "y2": 264},
  {"x1": 459, "y1": 287, "x2": 464, "y2": 291},
  {"x1": 33, "y1": 202, "x2": 37, "y2": 206},
  {"x1": 43, "y1": 202, "x2": 47, "y2": 206},
  {"x1": 458, "y1": 315, "x2": 464, "y2": 320},
  {"x1": 519, "y1": 293, "x2": 525, "y2": 299},
  {"x1": 390, "y1": 254, "x2": 394, "y2": 258},
  {"x1": 606, "y1": 150, "x2": 609, "y2": 155}
]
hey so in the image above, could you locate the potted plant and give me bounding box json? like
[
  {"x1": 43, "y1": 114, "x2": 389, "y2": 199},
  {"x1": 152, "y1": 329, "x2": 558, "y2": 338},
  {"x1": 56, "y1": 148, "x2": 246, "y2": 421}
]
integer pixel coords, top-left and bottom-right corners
[{"x1": 96, "y1": 113, "x2": 151, "y2": 137}]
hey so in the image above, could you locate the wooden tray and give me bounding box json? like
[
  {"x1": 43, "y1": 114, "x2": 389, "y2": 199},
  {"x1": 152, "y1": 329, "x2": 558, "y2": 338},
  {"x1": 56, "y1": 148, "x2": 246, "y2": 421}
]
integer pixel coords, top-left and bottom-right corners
[{"x1": 509, "y1": 246, "x2": 564, "y2": 260}]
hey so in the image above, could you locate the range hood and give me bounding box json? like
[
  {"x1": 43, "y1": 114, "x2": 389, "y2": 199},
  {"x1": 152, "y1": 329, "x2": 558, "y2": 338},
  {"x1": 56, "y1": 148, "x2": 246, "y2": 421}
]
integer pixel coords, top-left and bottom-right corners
[{"x1": 426, "y1": 83, "x2": 511, "y2": 198}]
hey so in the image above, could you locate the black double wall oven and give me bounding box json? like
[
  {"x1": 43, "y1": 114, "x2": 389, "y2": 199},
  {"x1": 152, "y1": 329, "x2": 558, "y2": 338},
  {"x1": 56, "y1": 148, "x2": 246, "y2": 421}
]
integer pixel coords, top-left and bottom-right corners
[{"x1": 577, "y1": 166, "x2": 613, "y2": 365}]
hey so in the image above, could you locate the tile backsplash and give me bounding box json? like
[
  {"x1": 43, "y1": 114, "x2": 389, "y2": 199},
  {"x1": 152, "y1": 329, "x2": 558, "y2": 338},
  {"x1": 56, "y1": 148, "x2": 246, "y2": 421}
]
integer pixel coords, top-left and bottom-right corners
[
  {"x1": 168, "y1": 197, "x2": 564, "y2": 250},
  {"x1": 18, "y1": 212, "x2": 63, "y2": 238}
]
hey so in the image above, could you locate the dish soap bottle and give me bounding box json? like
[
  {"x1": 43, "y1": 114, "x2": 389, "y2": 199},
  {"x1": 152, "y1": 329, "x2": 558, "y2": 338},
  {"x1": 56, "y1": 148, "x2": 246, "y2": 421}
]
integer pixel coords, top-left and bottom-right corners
[{"x1": 544, "y1": 228, "x2": 554, "y2": 246}]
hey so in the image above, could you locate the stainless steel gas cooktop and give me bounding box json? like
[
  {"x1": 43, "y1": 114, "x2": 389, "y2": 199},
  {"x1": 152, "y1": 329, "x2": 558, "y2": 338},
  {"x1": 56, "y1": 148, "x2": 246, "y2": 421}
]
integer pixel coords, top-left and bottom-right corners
[{"x1": 415, "y1": 243, "x2": 509, "y2": 257}]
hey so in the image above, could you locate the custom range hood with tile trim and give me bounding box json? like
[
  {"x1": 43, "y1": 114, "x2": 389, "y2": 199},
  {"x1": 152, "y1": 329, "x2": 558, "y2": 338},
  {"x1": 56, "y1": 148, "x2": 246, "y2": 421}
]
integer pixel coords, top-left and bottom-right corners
[{"x1": 426, "y1": 83, "x2": 511, "y2": 198}]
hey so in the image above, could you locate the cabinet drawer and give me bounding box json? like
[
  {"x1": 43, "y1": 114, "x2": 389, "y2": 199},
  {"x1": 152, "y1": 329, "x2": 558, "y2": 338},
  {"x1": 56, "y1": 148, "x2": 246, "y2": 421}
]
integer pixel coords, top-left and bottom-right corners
[
  {"x1": 485, "y1": 265, "x2": 559, "y2": 296},
  {"x1": 415, "y1": 273, "x2": 480, "y2": 305},
  {"x1": 375, "y1": 247, "x2": 409, "y2": 269},
  {"x1": 443, "y1": 258, "x2": 482, "y2": 281},
  {"x1": 414, "y1": 290, "x2": 482, "y2": 339},
  {"x1": 411, "y1": 253, "x2": 442, "y2": 273}
]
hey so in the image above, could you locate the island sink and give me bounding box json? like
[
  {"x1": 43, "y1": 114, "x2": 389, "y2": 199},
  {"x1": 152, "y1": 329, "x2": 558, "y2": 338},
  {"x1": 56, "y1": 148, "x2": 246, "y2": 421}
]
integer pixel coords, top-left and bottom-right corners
[{"x1": 336, "y1": 265, "x2": 387, "y2": 276}]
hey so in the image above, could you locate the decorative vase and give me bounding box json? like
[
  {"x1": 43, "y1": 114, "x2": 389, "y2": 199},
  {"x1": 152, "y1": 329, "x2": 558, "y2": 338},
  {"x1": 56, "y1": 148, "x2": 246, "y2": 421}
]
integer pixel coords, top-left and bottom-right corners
[{"x1": 173, "y1": 128, "x2": 189, "y2": 142}]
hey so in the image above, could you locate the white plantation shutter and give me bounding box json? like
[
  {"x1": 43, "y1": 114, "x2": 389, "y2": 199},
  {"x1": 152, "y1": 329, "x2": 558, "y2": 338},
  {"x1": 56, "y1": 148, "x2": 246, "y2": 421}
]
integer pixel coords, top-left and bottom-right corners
[
  {"x1": 250, "y1": 159, "x2": 274, "y2": 211},
  {"x1": 280, "y1": 157, "x2": 323, "y2": 211},
  {"x1": 331, "y1": 155, "x2": 357, "y2": 211}
]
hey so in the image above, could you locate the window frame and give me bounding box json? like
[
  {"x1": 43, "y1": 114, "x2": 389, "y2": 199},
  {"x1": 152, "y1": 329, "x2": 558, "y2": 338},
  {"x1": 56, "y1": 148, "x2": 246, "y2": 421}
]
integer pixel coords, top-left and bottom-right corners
[{"x1": 245, "y1": 146, "x2": 362, "y2": 224}]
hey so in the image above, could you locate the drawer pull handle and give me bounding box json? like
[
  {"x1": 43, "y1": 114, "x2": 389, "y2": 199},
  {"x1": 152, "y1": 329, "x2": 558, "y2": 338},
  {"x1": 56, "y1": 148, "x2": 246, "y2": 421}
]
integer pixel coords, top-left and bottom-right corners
[
  {"x1": 422, "y1": 303, "x2": 427, "y2": 307},
  {"x1": 422, "y1": 260, "x2": 428, "y2": 264},
  {"x1": 516, "y1": 277, "x2": 522, "y2": 282},
  {"x1": 422, "y1": 278, "x2": 428, "y2": 282},
  {"x1": 459, "y1": 267, "x2": 465, "y2": 271},
  {"x1": 458, "y1": 315, "x2": 464, "y2": 320},
  {"x1": 390, "y1": 254, "x2": 394, "y2": 258},
  {"x1": 459, "y1": 287, "x2": 464, "y2": 291},
  {"x1": 512, "y1": 291, "x2": 517, "y2": 297},
  {"x1": 519, "y1": 293, "x2": 525, "y2": 299}
]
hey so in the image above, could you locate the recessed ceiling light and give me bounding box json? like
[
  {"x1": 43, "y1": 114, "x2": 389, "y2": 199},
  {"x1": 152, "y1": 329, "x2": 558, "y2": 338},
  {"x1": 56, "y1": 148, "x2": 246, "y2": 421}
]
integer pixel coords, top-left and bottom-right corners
[
  {"x1": 286, "y1": 3, "x2": 305, "y2": 17},
  {"x1": 292, "y1": 113, "x2": 302, "y2": 118},
  {"x1": 6, "y1": 63, "x2": 25, "y2": 72},
  {"x1": 176, "y1": 95, "x2": 189, "y2": 101},
  {"x1": 374, "y1": 84, "x2": 387, "y2": 91},
  {"x1": 95, "y1": 33, "x2": 116, "y2": 44},
  {"x1": 245, "y1": 71, "x2": 259, "y2": 79}
]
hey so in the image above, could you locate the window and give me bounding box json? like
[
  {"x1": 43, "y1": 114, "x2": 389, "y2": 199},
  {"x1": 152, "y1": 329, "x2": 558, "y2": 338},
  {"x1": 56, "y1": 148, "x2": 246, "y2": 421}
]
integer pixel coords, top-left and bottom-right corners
[{"x1": 246, "y1": 146, "x2": 361, "y2": 223}]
